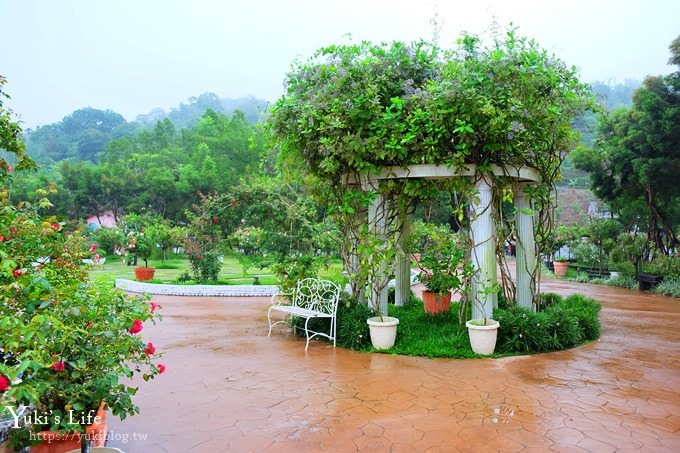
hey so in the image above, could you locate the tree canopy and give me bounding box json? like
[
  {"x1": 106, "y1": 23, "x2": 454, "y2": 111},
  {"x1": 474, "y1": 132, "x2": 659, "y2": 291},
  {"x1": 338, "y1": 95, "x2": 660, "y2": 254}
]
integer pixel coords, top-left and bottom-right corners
[{"x1": 573, "y1": 34, "x2": 680, "y2": 254}]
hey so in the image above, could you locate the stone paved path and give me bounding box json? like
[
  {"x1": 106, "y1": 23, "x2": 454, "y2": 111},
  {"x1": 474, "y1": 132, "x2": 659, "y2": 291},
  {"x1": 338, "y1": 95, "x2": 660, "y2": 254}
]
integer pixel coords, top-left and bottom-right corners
[{"x1": 109, "y1": 278, "x2": 680, "y2": 452}]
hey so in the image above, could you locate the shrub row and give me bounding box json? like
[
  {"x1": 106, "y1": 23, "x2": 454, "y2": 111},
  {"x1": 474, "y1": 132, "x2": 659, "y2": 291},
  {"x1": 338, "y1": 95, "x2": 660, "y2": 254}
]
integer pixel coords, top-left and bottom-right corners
[
  {"x1": 494, "y1": 293, "x2": 601, "y2": 353},
  {"x1": 653, "y1": 278, "x2": 680, "y2": 298}
]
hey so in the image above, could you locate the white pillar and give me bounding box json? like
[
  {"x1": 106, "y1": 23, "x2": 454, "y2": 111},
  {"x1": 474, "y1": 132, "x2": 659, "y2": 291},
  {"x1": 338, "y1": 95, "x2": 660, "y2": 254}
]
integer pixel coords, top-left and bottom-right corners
[
  {"x1": 368, "y1": 192, "x2": 389, "y2": 316},
  {"x1": 515, "y1": 184, "x2": 536, "y2": 310},
  {"x1": 470, "y1": 176, "x2": 497, "y2": 320},
  {"x1": 394, "y1": 214, "x2": 411, "y2": 307}
]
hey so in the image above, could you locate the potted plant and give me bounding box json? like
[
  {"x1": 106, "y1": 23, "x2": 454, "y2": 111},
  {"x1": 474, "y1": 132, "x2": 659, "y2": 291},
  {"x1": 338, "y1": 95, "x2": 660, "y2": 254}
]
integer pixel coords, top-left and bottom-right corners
[
  {"x1": 553, "y1": 256, "x2": 570, "y2": 277},
  {"x1": 417, "y1": 235, "x2": 469, "y2": 315},
  {"x1": 128, "y1": 231, "x2": 156, "y2": 281},
  {"x1": 358, "y1": 228, "x2": 400, "y2": 350}
]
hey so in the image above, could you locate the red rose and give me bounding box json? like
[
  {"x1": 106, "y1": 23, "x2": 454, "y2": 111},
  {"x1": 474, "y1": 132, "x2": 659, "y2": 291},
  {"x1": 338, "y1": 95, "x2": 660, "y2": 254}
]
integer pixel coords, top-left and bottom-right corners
[
  {"x1": 145, "y1": 342, "x2": 156, "y2": 355},
  {"x1": 157, "y1": 363, "x2": 166, "y2": 374},
  {"x1": 0, "y1": 375, "x2": 10, "y2": 392},
  {"x1": 129, "y1": 319, "x2": 143, "y2": 334},
  {"x1": 51, "y1": 223, "x2": 60, "y2": 231},
  {"x1": 150, "y1": 302, "x2": 161, "y2": 313},
  {"x1": 13, "y1": 269, "x2": 22, "y2": 278},
  {"x1": 212, "y1": 216, "x2": 219, "y2": 224},
  {"x1": 86, "y1": 321, "x2": 93, "y2": 328},
  {"x1": 89, "y1": 243, "x2": 97, "y2": 252},
  {"x1": 197, "y1": 255, "x2": 203, "y2": 260},
  {"x1": 52, "y1": 361, "x2": 65, "y2": 372}
]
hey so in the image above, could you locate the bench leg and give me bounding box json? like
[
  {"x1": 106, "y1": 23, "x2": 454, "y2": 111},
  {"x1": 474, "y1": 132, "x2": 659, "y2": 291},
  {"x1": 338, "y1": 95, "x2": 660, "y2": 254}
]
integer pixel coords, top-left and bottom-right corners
[
  {"x1": 304, "y1": 317, "x2": 312, "y2": 351},
  {"x1": 268, "y1": 308, "x2": 290, "y2": 337}
]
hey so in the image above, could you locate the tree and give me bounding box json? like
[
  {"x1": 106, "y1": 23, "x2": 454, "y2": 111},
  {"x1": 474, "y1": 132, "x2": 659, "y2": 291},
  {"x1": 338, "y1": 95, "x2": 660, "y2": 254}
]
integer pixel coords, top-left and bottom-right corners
[
  {"x1": 573, "y1": 35, "x2": 680, "y2": 254},
  {"x1": 1, "y1": 75, "x2": 36, "y2": 176}
]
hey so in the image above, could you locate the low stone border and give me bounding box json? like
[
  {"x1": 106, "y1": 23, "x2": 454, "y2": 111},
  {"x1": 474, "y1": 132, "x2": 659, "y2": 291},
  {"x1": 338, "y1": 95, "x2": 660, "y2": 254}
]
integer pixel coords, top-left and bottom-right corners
[
  {"x1": 115, "y1": 279, "x2": 279, "y2": 297},
  {"x1": 115, "y1": 270, "x2": 420, "y2": 298}
]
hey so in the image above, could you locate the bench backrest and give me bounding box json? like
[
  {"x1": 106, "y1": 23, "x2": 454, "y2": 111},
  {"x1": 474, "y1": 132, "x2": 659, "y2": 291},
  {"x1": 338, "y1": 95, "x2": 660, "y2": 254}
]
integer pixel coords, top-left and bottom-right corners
[{"x1": 294, "y1": 278, "x2": 341, "y2": 315}]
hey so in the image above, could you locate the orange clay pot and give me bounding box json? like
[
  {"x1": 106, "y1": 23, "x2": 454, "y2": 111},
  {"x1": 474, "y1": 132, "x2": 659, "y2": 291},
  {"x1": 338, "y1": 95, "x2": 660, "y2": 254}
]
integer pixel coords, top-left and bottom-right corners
[
  {"x1": 422, "y1": 291, "x2": 452, "y2": 315},
  {"x1": 553, "y1": 261, "x2": 570, "y2": 277},
  {"x1": 134, "y1": 267, "x2": 156, "y2": 281},
  {"x1": 31, "y1": 403, "x2": 107, "y2": 453}
]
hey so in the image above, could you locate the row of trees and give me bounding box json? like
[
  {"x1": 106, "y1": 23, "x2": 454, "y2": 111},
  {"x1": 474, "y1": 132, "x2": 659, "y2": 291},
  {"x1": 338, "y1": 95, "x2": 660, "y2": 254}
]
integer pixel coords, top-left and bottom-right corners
[{"x1": 12, "y1": 109, "x2": 266, "y2": 222}]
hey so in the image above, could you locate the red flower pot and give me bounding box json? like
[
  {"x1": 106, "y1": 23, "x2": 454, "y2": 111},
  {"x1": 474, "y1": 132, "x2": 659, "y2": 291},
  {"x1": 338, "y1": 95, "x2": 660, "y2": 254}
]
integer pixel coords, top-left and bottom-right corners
[
  {"x1": 134, "y1": 267, "x2": 156, "y2": 281},
  {"x1": 31, "y1": 402, "x2": 107, "y2": 453},
  {"x1": 422, "y1": 291, "x2": 452, "y2": 315}
]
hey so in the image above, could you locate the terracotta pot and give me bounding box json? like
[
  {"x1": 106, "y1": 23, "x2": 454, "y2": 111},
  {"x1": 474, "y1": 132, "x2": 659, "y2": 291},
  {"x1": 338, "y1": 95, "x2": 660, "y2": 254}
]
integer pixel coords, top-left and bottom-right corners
[
  {"x1": 134, "y1": 266, "x2": 156, "y2": 281},
  {"x1": 31, "y1": 403, "x2": 107, "y2": 453},
  {"x1": 422, "y1": 291, "x2": 452, "y2": 315},
  {"x1": 553, "y1": 261, "x2": 570, "y2": 277}
]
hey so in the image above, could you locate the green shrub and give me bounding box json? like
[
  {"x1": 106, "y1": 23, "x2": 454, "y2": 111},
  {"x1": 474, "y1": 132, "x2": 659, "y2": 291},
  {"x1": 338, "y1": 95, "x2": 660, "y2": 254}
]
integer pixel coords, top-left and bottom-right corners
[
  {"x1": 644, "y1": 255, "x2": 680, "y2": 279},
  {"x1": 494, "y1": 293, "x2": 601, "y2": 353},
  {"x1": 558, "y1": 294, "x2": 601, "y2": 341},
  {"x1": 337, "y1": 300, "x2": 374, "y2": 350},
  {"x1": 653, "y1": 278, "x2": 680, "y2": 298},
  {"x1": 538, "y1": 292, "x2": 563, "y2": 311},
  {"x1": 593, "y1": 274, "x2": 637, "y2": 289}
]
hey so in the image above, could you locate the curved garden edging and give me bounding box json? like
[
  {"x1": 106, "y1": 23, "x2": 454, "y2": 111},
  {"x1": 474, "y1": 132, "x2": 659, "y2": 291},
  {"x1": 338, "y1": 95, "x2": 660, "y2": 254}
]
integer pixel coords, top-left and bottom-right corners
[
  {"x1": 115, "y1": 279, "x2": 279, "y2": 297},
  {"x1": 115, "y1": 271, "x2": 420, "y2": 298}
]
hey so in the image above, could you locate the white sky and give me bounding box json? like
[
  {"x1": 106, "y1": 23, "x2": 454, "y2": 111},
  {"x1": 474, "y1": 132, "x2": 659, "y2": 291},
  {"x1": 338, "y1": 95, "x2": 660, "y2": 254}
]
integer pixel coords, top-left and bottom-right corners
[{"x1": 1, "y1": 0, "x2": 678, "y2": 129}]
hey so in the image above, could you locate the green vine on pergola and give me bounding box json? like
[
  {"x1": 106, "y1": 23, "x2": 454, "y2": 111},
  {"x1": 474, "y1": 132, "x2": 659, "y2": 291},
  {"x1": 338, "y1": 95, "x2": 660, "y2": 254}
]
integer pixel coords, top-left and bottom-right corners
[{"x1": 269, "y1": 28, "x2": 595, "y2": 310}]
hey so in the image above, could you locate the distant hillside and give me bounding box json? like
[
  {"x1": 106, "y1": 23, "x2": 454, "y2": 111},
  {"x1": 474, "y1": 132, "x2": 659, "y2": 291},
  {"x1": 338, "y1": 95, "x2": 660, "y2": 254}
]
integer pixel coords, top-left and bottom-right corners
[
  {"x1": 559, "y1": 79, "x2": 639, "y2": 189},
  {"x1": 23, "y1": 93, "x2": 269, "y2": 165},
  {"x1": 135, "y1": 92, "x2": 269, "y2": 128}
]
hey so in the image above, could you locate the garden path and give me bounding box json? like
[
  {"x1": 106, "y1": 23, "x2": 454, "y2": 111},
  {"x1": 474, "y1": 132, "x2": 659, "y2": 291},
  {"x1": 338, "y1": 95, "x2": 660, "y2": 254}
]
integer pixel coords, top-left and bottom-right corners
[{"x1": 109, "y1": 273, "x2": 680, "y2": 452}]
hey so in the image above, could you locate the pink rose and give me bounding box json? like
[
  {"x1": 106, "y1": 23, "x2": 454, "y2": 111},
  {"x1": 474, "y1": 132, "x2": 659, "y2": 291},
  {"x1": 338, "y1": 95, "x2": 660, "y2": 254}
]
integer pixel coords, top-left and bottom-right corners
[
  {"x1": 52, "y1": 361, "x2": 65, "y2": 372},
  {"x1": 157, "y1": 363, "x2": 166, "y2": 374},
  {"x1": 145, "y1": 342, "x2": 156, "y2": 355}
]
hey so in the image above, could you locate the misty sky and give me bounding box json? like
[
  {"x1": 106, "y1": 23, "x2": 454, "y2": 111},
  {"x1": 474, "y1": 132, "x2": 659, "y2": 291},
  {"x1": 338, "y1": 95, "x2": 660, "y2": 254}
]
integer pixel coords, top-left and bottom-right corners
[{"x1": 1, "y1": 0, "x2": 678, "y2": 129}]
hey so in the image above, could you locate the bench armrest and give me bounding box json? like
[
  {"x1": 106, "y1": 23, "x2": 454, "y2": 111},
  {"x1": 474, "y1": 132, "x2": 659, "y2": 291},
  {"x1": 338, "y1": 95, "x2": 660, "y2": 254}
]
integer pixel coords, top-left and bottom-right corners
[{"x1": 270, "y1": 292, "x2": 293, "y2": 306}]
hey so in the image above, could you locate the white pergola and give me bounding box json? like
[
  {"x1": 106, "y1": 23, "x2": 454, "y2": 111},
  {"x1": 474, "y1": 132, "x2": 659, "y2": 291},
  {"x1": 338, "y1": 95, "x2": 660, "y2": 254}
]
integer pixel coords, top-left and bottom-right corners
[{"x1": 357, "y1": 164, "x2": 541, "y2": 319}]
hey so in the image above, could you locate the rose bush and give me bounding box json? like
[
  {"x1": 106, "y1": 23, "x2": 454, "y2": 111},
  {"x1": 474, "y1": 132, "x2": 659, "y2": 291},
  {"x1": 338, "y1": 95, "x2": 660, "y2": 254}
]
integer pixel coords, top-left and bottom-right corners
[{"x1": 0, "y1": 77, "x2": 164, "y2": 450}]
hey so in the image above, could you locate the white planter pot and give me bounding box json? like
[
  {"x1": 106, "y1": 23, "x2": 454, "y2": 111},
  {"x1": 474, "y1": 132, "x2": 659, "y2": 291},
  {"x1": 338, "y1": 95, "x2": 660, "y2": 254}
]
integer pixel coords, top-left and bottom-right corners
[
  {"x1": 466, "y1": 319, "x2": 500, "y2": 355},
  {"x1": 609, "y1": 271, "x2": 620, "y2": 278},
  {"x1": 367, "y1": 316, "x2": 399, "y2": 350}
]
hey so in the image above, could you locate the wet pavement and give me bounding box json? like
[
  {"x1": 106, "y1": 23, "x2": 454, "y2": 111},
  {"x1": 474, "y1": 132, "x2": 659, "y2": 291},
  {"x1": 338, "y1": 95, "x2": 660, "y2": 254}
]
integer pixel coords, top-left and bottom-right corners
[{"x1": 110, "y1": 277, "x2": 680, "y2": 452}]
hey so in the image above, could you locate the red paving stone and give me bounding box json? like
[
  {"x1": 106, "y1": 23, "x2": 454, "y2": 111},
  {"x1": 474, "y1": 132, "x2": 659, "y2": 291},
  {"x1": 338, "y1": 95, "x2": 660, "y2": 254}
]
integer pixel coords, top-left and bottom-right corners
[{"x1": 109, "y1": 276, "x2": 680, "y2": 452}]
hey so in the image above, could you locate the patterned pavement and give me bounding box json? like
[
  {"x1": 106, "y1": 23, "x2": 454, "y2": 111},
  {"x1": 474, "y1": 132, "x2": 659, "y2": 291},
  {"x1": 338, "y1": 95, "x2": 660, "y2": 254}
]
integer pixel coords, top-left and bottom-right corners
[{"x1": 109, "y1": 278, "x2": 680, "y2": 452}]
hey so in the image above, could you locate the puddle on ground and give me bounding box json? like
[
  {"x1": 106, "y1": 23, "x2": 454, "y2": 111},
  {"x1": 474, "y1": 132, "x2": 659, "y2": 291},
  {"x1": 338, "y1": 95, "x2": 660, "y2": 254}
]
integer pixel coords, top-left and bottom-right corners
[{"x1": 486, "y1": 404, "x2": 516, "y2": 424}]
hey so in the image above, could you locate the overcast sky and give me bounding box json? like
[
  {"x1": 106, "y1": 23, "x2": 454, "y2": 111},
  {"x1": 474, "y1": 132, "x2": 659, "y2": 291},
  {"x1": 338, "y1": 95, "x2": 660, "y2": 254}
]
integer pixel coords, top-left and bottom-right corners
[{"x1": 1, "y1": 0, "x2": 678, "y2": 129}]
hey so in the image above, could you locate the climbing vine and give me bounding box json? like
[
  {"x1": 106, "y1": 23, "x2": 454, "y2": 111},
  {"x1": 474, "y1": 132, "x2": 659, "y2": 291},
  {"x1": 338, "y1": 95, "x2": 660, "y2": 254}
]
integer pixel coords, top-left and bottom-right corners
[{"x1": 269, "y1": 27, "x2": 595, "y2": 313}]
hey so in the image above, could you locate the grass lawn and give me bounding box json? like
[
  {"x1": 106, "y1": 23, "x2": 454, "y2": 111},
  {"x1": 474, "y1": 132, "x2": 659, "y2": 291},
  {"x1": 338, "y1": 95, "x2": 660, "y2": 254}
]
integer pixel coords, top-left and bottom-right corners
[
  {"x1": 89, "y1": 255, "x2": 346, "y2": 287},
  {"x1": 385, "y1": 300, "x2": 477, "y2": 358}
]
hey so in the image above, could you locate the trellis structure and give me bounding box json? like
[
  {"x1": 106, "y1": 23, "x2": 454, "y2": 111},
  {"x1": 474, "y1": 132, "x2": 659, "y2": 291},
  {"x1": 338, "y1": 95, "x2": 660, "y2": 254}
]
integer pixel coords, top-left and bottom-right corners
[{"x1": 355, "y1": 164, "x2": 540, "y2": 319}]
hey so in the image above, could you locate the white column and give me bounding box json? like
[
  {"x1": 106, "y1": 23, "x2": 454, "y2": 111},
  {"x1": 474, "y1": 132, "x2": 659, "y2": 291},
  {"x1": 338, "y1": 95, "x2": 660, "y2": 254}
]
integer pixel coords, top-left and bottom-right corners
[
  {"x1": 470, "y1": 176, "x2": 497, "y2": 320},
  {"x1": 515, "y1": 184, "x2": 536, "y2": 310},
  {"x1": 368, "y1": 192, "x2": 389, "y2": 316},
  {"x1": 394, "y1": 214, "x2": 411, "y2": 307}
]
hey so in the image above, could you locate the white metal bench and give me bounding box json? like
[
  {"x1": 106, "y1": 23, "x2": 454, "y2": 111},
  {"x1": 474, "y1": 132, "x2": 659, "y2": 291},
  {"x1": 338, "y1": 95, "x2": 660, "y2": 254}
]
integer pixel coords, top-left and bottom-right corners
[{"x1": 267, "y1": 278, "x2": 341, "y2": 351}]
